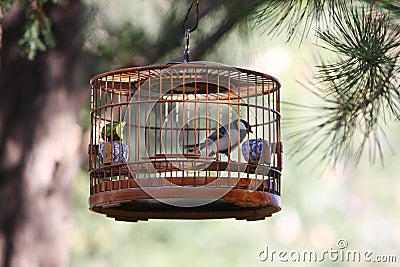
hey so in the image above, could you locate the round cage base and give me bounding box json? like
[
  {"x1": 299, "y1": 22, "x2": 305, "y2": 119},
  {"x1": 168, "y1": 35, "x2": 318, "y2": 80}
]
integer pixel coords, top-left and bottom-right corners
[{"x1": 89, "y1": 187, "x2": 281, "y2": 222}]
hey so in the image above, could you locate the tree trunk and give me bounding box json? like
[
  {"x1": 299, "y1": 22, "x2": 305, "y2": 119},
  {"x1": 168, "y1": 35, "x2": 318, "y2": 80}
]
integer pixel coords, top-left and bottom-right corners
[{"x1": 0, "y1": 1, "x2": 84, "y2": 266}]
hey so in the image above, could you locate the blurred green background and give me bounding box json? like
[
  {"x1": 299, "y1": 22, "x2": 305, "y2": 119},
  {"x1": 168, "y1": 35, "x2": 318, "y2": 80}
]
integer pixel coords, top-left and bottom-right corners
[{"x1": 71, "y1": 1, "x2": 400, "y2": 266}]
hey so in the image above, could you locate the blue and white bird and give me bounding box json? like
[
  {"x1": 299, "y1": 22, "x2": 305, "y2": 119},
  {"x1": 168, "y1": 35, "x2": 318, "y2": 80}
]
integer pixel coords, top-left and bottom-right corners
[{"x1": 184, "y1": 119, "x2": 252, "y2": 157}]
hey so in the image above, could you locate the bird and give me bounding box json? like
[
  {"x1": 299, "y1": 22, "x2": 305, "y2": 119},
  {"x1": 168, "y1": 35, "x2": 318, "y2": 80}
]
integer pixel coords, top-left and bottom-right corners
[
  {"x1": 184, "y1": 119, "x2": 253, "y2": 157},
  {"x1": 101, "y1": 121, "x2": 125, "y2": 142}
]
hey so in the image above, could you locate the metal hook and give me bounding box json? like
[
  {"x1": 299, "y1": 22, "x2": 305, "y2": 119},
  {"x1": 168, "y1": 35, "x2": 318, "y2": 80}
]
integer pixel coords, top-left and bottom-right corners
[
  {"x1": 183, "y1": 0, "x2": 200, "y2": 62},
  {"x1": 184, "y1": 29, "x2": 191, "y2": 63},
  {"x1": 183, "y1": 0, "x2": 200, "y2": 33}
]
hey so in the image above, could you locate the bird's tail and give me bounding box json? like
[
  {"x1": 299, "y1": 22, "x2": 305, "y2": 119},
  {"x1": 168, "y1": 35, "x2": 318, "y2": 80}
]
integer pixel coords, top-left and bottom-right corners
[
  {"x1": 184, "y1": 143, "x2": 200, "y2": 152},
  {"x1": 184, "y1": 142, "x2": 209, "y2": 152},
  {"x1": 184, "y1": 142, "x2": 216, "y2": 157}
]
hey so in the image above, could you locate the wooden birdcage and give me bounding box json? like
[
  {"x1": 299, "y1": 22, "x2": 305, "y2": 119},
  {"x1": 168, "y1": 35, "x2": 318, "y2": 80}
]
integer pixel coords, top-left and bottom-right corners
[{"x1": 88, "y1": 62, "x2": 282, "y2": 222}]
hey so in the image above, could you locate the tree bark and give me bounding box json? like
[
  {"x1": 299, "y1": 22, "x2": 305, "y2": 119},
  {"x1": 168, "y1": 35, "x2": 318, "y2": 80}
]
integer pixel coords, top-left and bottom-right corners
[{"x1": 0, "y1": 1, "x2": 84, "y2": 266}]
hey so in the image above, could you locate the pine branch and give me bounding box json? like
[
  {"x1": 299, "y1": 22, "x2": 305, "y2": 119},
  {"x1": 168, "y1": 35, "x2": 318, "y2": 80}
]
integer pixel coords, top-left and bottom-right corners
[
  {"x1": 249, "y1": 0, "x2": 349, "y2": 42},
  {"x1": 287, "y1": 4, "x2": 400, "y2": 166},
  {"x1": 2, "y1": 0, "x2": 59, "y2": 60},
  {"x1": 363, "y1": 0, "x2": 400, "y2": 16}
]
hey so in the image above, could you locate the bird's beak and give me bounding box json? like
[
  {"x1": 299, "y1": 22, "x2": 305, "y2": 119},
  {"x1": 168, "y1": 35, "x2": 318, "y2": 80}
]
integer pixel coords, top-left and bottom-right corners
[{"x1": 249, "y1": 128, "x2": 253, "y2": 133}]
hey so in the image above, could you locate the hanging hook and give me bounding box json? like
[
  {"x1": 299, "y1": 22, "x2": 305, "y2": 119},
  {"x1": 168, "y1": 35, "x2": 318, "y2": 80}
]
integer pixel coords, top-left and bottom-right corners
[
  {"x1": 184, "y1": 29, "x2": 190, "y2": 63},
  {"x1": 183, "y1": 0, "x2": 200, "y2": 62},
  {"x1": 183, "y1": 0, "x2": 200, "y2": 33}
]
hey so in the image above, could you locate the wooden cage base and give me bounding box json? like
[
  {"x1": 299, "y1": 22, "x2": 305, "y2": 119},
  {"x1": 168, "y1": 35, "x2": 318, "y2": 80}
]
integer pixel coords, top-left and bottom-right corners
[{"x1": 89, "y1": 186, "x2": 281, "y2": 222}]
